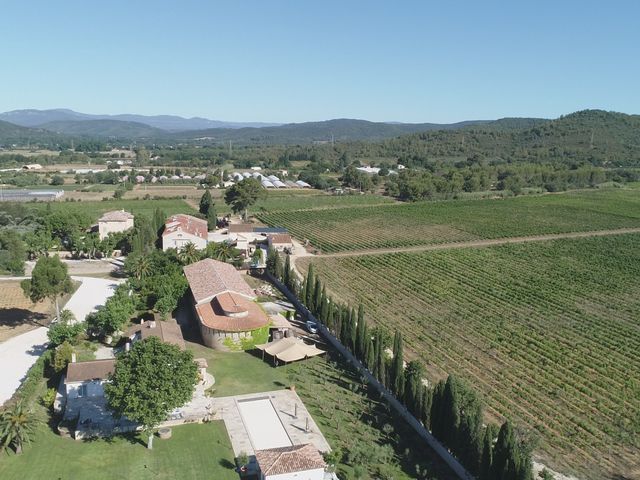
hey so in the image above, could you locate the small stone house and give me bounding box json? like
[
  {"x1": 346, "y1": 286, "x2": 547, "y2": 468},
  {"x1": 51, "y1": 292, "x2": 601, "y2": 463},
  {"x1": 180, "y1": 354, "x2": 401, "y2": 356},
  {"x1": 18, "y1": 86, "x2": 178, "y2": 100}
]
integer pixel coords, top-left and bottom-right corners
[{"x1": 98, "y1": 210, "x2": 135, "y2": 240}]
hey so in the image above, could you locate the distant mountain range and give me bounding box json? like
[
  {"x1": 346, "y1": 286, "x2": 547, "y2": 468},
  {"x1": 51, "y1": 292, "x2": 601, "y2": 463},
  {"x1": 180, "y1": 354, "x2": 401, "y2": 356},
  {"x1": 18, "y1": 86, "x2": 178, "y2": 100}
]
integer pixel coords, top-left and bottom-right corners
[
  {"x1": 0, "y1": 109, "x2": 280, "y2": 131},
  {"x1": 0, "y1": 108, "x2": 550, "y2": 145}
]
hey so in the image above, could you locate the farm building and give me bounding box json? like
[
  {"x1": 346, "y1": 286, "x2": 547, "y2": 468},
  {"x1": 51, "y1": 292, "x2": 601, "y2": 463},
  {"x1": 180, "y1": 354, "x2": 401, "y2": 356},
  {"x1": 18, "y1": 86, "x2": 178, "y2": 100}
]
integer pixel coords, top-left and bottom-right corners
[
  {"x1": 22, "y1": 163, "x2": 43, "y2": 170},
  {"x1": 162, "y1": 214, "x2": 208, "y2": 251},
  {"x1": 97, "y1": 210, "x2": 134, "y2": 240},
  {"x1": 255, "y1": 443, "x2": 326, "y2": 480},
  {"x1": 183, "y1": 258, "x2": 270, "y2": 349},
  {"x1": 0, "y1": 189, "x2": 64, "y2": 202},
  {"x1": 127, "y1": 316, "x2": 185, "y2": 350},
  {"x1": 267, "y1": 233, "x2": 294, "y2": 253}
]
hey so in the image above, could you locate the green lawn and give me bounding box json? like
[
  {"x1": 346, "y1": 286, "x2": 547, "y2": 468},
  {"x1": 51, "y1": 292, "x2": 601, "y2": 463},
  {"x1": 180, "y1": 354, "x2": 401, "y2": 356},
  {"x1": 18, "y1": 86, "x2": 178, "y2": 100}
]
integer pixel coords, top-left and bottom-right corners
[
  {"x1": 22, "y1": 198, "x2": 196, "y2": 222},
  {"x1": 0, "y1": 422, "x2": 237, "y2": 480},
  {"x1": 186, "y1": 341, "x2": 456, "y2": 480}
]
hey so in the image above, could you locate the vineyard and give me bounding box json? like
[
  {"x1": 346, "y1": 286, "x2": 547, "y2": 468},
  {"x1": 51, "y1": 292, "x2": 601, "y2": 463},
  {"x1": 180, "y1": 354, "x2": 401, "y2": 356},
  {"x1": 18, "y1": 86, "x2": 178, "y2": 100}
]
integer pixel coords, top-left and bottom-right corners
[
  {"x1": 254, "y1": 191, "x2": 396, "y2": 212},
  {"x1": 257, "y1": 188, "x2": 640, "y2": 253},
  {"x1": 298, "y1": 234, "x2": 640, "y2": 479}
]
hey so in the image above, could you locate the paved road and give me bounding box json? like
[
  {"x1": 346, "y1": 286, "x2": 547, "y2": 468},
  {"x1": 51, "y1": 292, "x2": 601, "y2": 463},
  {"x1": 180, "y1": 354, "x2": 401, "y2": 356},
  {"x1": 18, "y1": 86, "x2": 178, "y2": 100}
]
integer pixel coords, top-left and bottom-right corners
[
  {"x1": 314, "y1": 227, "x2": 640, "y2": 258},
  {"x1": 0, "y1": 276, "x2": 122, "y2": 406}
]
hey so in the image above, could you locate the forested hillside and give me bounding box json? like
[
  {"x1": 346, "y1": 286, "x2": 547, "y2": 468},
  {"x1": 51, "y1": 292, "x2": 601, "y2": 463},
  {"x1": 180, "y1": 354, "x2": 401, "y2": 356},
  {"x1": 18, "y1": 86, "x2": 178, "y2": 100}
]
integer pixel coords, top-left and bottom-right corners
[{"x1": 371, "y1": 110, "x2": 640, "y2": 167}]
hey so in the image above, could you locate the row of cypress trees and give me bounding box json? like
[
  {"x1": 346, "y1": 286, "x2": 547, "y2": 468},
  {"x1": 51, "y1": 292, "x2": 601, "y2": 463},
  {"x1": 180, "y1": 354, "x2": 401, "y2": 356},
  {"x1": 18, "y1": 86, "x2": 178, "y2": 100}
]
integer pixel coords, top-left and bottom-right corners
[{"x1": 266, "y1": 249, "x2": 532, "y2": 480}]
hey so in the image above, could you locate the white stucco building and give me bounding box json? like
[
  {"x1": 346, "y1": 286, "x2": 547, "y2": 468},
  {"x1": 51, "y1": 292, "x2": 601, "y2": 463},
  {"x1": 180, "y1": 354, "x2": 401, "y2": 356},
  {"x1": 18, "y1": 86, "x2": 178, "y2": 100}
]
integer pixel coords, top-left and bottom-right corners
[
  {"x1": 162, "y1": 214, "x2": 208, "y2": 251},
  {"x1": 97, "y1": 210, "x2": 135, "y2": 240}
]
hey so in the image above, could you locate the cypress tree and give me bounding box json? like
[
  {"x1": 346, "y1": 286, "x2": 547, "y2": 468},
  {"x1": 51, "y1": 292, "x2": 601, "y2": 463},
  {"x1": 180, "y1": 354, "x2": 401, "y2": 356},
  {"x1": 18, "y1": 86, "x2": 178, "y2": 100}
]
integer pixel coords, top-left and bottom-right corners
[
  {"x1": 334, "y1": 304, "x2": 343, "y2": 342},
  {"x1": 404, "y1": 360, "x2": 424, "y2": 416},
  {"x1": 325, "y1": 300, "x2": 335, "y2": 332},
  {"x1": 421, "y1": 385, "x2": 433, "y2": 427},
  {"x1": 365, "y1": 337, "x2": 375, "y2": 371},
  {"x1": 340, "y1": 307, "x2": 350, "y2": 346},
  {"x1": 319, "y1": 287, "x2": 328, "y2": 323},
  {"x1": 443, "y1": 375, "x2": 461, "y2": 450},
  {"x1": 355, "y1": 303, "x2": 366, "y2": 359},
  {"x1": 313, "y1": 277, "x2": 322, "y2": 316},
  {"x1": 480, "y1": 424, "x2": 498, "y2": 480},
  {"x1": 273, "y1": 250, "x2": 283, "y2": 280},
  {"x1": 375, "y1": 331, "x2": 386, "y2": 385},
  {"x1": 283, "y1": 255, "x2": 291, "y2": 289},
  {"x1": 300, "y1": 275, "x2": 308, "y2": 308},
  {"x1": 347, "y1": 307, "x2": 357, "y2": 352},
  {"x1": 390, "y1": 331, "x2": 405, "y2": 399},
  {"x1": 199, "y1": 189, "x2": 212, "y2": 215},
  {"x1": 491, "y1": 421, "x2": 516, "y2": 480},
  {"x1": 430, "y1": 379, "x2": 446, "y2": 438},
  {"x1": 305, "y1": 264, "x2": 315, "y2": 309}
]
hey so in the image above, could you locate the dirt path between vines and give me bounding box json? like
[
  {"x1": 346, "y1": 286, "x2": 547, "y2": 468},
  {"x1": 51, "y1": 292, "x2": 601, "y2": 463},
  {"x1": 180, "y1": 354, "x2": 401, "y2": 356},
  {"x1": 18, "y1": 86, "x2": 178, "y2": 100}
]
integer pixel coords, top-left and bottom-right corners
[{"x1": 313, "y1": 227, "x2": 640, "y2": 258}]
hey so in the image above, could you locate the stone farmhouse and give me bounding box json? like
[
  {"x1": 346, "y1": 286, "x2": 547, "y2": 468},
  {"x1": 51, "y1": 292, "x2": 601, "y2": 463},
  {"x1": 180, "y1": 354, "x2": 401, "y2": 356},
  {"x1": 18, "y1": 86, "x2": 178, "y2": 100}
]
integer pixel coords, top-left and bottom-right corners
[
  {"x1": 183, "y1": 258, "x2": 271, "y2": 349},
  {"x1": 162, "y1": 214, "x2": 208, "y2": 251},
  {"x1": 97, "y1": 210, "x2": 134, "y2": 240}
]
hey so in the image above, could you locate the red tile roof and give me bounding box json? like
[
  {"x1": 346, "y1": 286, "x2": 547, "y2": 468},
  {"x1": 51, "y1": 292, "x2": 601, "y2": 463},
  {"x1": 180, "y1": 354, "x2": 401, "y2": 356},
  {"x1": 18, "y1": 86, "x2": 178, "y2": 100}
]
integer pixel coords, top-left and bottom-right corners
[
  {"x1": 127, "y1": 319, "x2": 185, "y2": 350},
  {"x1": 255, "y1": 444, "x2": 326, "y2": 476},
  {"x1": 268, "y1": 233, "x2": 292, "y2": 244},
  {"x1": 228, "y1": 223, "x2": 255, "y2": 233},
  {"x1": 183, "y1": 258, "x2": 255, "y2": 304},
  {"x1": 162, "y1": 214, "x2": 207, "y2": 238},
  {"x1": 195, "y1": 292, "x2": 269, "y2": 332},
  {"x1": 65, "y1": 359, "x2": 116, "y2": 383}
]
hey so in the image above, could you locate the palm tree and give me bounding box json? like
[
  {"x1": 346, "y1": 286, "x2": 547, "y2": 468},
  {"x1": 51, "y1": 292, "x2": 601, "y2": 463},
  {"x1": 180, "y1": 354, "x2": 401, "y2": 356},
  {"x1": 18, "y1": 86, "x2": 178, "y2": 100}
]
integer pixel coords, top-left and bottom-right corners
[
  {"x1": 126, "y1": 254, "x2": 151, "y2": 281},
  {"x1": 178, "y1": 242, "x2": 201, "y2": 265},
  {"x1": 212, "y1": 241, "x2": 236, "y2": 262},
  {"x1": 0, "y1": 402, "x2": 37, "y2": 454}
]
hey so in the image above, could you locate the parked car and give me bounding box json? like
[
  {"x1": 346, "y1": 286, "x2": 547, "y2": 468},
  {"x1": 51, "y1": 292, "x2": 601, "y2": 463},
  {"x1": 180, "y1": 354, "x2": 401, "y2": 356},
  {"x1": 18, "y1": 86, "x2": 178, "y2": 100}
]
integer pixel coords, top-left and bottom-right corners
[{"x1": 306, "y1": 321, "x2": 318, "y2": 334}]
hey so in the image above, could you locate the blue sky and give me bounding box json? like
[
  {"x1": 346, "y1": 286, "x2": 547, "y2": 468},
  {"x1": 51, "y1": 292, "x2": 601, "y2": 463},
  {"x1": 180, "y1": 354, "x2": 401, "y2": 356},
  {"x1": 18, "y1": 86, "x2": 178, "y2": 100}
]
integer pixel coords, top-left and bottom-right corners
[{"x1": 1, "y1": 0, "x2": 638, "y2": 123}]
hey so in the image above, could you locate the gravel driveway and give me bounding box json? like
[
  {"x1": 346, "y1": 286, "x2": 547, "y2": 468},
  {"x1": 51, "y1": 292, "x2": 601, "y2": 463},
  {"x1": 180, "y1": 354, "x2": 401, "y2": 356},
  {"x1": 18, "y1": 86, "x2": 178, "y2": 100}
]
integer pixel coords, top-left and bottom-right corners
[{"x1": 0, "y1": 276, "x2": 122, "y2": 406}]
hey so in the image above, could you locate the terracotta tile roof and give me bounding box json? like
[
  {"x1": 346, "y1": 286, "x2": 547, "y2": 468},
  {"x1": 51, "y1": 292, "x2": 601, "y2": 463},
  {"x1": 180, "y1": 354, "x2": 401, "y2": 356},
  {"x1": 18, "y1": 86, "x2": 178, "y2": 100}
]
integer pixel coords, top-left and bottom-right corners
[
  {"x1": 183, "y1": 258, "x2": 255, "y2": 304},
  {"x1": 195, "y1": 292, "x2": 269, "y2": 332},
  {"x1": 268, "y1": 233, "x2": 292, "y2": 244},
  {"x1": 127, "y1": 319, "x2": 185, "y2": 350},
  {"x1": 255, "y1": 444, "x2": 326, "y2": 476},
  {"x1": 65, "y1": 359, "x2": 116, "y2": 383},
  {"x1": 228, "y1": 223, "x2": 255, "y2": 233},
  {"x1": 162, "y1": 214, "x2": 207, "y2": 238},
  {"x1": 99, "y1": 210, "x2": 134, "y2": 222}
]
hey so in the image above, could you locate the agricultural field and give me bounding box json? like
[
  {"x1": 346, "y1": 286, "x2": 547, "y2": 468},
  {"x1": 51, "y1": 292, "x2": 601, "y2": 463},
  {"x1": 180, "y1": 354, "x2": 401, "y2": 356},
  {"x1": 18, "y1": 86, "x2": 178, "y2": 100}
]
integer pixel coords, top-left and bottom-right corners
[
  {"x1": 0, "y1": 281, "x2": 52, "y2": 342},
  {"x1": 22, "y1": 198, "x2": 196, "y2": 222},
  {"x1": 298, "y1": 234, "x2": 640, "y2": 479},
  {"x1": 254, "y1": 191, "x2": 396, "y2": 213},
  {"x1": 257, "y1": 188, "x2": 640, "y2": 253}
]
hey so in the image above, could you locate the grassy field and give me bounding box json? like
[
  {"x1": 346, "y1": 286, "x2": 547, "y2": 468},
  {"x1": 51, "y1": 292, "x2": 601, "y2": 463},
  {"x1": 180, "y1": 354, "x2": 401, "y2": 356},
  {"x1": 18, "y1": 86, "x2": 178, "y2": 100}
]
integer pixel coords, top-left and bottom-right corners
[
  {"x1": 187, "y1": 343, "x2": 455, "y2": 480},
  {"x1": 22, "y1": 198, "x2": 196, "y2": 222},
  {"x1": 299, "y1": 234, "x2": 640, "y2": 479},
  {"x1": 0, "y1": 281, "x2": 53, "y2": 342},
  {"x1": 0, "y1": 421, "x2": 237, "y2": 480},
  {"x1": 257, "y1": 188, "x2": 640, "y2": 252}
]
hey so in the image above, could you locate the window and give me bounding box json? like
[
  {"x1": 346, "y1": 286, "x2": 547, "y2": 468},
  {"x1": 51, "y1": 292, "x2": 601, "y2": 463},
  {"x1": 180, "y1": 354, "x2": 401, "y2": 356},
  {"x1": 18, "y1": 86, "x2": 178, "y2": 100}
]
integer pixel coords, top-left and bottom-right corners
[{"x1": 78, "y1": 384, "x2": 88, "y2": 398}]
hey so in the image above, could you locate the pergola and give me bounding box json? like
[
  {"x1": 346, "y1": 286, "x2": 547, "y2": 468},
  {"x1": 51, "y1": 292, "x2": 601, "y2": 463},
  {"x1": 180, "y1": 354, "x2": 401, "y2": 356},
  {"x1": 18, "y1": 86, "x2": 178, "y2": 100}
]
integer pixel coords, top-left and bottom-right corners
[{"x1": 256, "y1": 337, "x2": 326, "y2": 366}]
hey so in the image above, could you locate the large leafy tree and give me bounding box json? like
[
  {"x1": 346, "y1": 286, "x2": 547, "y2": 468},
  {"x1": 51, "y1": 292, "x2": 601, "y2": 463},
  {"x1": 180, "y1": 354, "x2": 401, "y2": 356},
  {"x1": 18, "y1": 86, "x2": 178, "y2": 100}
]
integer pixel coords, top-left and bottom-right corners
[
  {"x1": 21, "y1": 255, "x2": 73, "y2": 320},
  {"x1": 0, "y1": 229, "x2": 26, "y2": 275},
  {"x1": 105, "y1": 337, "x2": 198, "y2": 449},
  {"x1": 0, "y1": 401, "x2": 38, "y2": 454},
  {"x1": 86, "y1": 284, "x2": 135, "y2": 337},
  {"x1": 224, "y1": 178, "x2": 266, "y2": 220}
]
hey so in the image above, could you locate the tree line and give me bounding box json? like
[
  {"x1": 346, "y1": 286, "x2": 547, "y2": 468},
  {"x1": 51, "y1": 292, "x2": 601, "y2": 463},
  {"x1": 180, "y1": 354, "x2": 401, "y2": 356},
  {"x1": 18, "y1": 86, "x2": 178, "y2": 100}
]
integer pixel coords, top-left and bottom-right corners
[{"x1": 267, "y1": 250, "x2": 534, "y2": 480}]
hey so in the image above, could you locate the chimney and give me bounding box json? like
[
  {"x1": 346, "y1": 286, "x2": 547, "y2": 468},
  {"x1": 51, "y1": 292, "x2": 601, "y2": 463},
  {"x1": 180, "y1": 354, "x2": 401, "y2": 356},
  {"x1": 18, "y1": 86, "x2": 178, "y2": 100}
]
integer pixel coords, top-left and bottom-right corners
[
  {"x1": 125, "y1": 342, "x2": 130, "y2": 352},
  {"x1": 140, "y1": 318, "x2": 144, "y2": 324},
  {"x1": 71, "y1": 352, "x2": 77, "y2": 363},
  {"x1": 149, "y1": 321, "x2": 156, "y2": 329}
]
